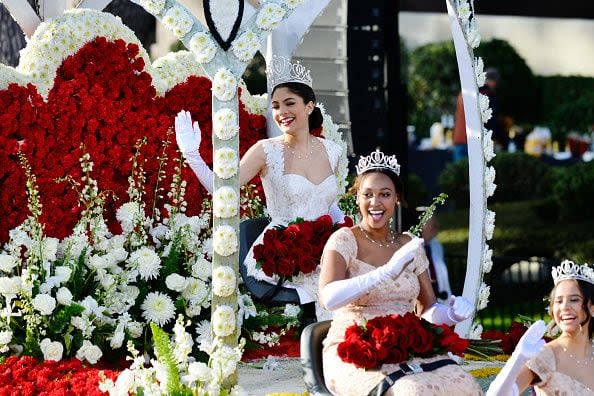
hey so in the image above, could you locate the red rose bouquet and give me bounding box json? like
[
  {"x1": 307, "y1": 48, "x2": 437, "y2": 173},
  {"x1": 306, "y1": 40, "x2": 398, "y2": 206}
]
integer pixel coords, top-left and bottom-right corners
[
  {"x1": 337, "y1": 313, "x2": 470, "y2": 369},
  {"x1": 252, "y1": 215, "x2": 353, "y2": 282}
]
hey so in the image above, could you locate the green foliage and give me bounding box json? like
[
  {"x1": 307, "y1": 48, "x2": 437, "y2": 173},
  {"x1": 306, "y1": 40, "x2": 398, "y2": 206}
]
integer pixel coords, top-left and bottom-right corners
[
  {"x1": 48, "y1": 304, "x2": 85, "y2": 334},
  {"x1": 490, "y1": 152, "x2": 553, "y2": 202},
  {"x1": 552, "y1": 161, "x2": 594, "y2": 221},
  {"x1": 408, "y1": 193, "x2": 448, "y2": 237},
  {"x1": 407, "y1": 41, "x2": 458, "y2": 136},
  {"x1": 437, "y1": 159, "x2": 469, "y2": 208},
  {"x1": 162, "y1": 230, "x2": 184, "y2": 278},
  {"x1": 150, "y1": 323, "x2": 182, "y2": 395},
  {"x1": 338, "y1": 193, "x2": 357, "y2": 219}
]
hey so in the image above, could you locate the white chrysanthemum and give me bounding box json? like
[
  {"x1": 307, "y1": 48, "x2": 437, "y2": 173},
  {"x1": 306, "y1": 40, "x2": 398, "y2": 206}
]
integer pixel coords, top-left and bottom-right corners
[
  {"x1": 212, "y1": 305, "x2": 236, "y2": 337},
  {"x1": 479, "y1": 93, "x2": 492, "y2": 123},
  {"x1": 129, "y1": 247, "x2": 161, "y2": 280},
  {"x1": 283, "y1": 0, "x2": 304, "y2": 9},
  {"x1": 0, "y1": 330, "x2": 12, "y2": 345},
  {"x1": 40, "y1": 338, "x2": 63, "y2": 361},
  {"x1": 212, "y1": 69, "x2": 238, "y2": 101},
  {"x1": 0, "y1": 254, "x2": 17, "y2": 273},
  {"x1": 477, "y1": 282, "x2": 490, "y2": 310},
  {"x1": 189, "y1": 32, "x2": 217, "y2": 63},
  {"x1": 212, "y1": 266, "x2": 236, "y2": 297},
  {"x1": 33, "y1": 293, "x2": 56, "y2": 315},
  {"x1": 474, "y1": 57, "x2": 486, "y2": 87},
  {"x1": 192, "y1": 256, "x2": 212, "y2": 280},
  {"x1": 162, "y1": 5, "x2": 194, "y2": 38},
  {"x1": 485, "y1": 166, "x2": 496, "y2": 197},
  {"x1": 165, "y1": 273, "x2": 188, "y2": 292},
  {"x1": 484, "y1": 210, "x2": 496, "y2": 240},
  {"x1": 213, "y1": 108, "x2": 239, "y2": 140},
  {"x1": 231, "y1": 30, "x2": 260, "y2": 62},
  {"x1": 482, "y1": 247, "x2": 493, "y2": 274},
  {"x1": 213, "y1": 186, "x2": 239, "y2": 219},
  {"x1": 116, "y1": 202, "x2": 142, "y2": 233},
  {"x1": 182, "y1": 277, "x2": 209, "y2": 303},
  {"x1": 141, "y1": 292, "x2": 175, "y2": 326},
  {"x1": 469, "y1": 321, "x2": 483, "y2": 340},
  {"x1": 283, "y1": 304, "x2": 301, "y2": 318},
  {"x1": 483, "y1": 129, "x2": 496, "y2": 162},
  {"x1": 466, "y1": 19, "x2": 481, "y2": 48},
  {"x1": 213, "y1": 225, "x2": 238, "y2": 257},
  {"x1": 214, "y1": 147, "x2": 239, "y2": 179},
  {"x1": 132, "y1": 0, "x2": 166, "y2": 15},
  {"x1": 56, "y1": 287, "x2": 73, "y2": 305},
  {"x1": 457, "y1": 1, "x2": 472, "y2": 23},
  {"x1": 256, "y1": 3, "x2": 286, "y2": 30}
]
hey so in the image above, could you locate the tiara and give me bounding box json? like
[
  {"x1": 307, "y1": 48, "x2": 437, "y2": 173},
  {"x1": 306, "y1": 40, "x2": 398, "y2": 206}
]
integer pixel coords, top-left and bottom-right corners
[
  {"x1": 355, "y1": 149, "x2": 401, "y2": 176},
  {"x1": 266, "y1": 55, "x2": 313, "y2": 89},
  {"x1": 552, "y1": 260, "x2": 594, "y2": 285}
]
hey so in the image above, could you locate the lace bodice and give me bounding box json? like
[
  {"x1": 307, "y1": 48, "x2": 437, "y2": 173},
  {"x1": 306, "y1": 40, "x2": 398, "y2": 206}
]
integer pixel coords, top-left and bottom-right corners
[
  {"x1": 260, "y1": 136, "x2": 341, "y2": 223},
  {"x1": 527, "y1": 345, "x2": 594, "y2": 396}
]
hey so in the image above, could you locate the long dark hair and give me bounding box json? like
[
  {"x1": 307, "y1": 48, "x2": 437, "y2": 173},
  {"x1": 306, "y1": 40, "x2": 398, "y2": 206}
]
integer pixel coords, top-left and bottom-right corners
[
  {"x1": 549, "y1": 279, "x2": 594, "y2": 339},
  {"x1": 272, "y1": 82, "x2": 323, "y2": 131}
]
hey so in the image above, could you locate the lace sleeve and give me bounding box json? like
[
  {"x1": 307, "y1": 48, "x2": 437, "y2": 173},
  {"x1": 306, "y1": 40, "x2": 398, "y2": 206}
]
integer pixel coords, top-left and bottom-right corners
[
  {"x1": 413, "y1": 243, "x2": 430, "y2": 276},
  {"x1": 525, "y1": 345, "x2": 555, "y2": 387},
  {"x1": 320, "y1": 138, "x2": 341, "y2": 172},
  {"x1": 321, "y1": 228, "x2": 357, "y2": 269}
]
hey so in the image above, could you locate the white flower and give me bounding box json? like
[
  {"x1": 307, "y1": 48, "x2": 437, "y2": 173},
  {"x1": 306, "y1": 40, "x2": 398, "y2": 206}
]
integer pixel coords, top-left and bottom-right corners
[
  {"x1": 40, "y1": 338, "x2": 63, "y2": 361},
  {"x1": 202, "y1": 237, "x2": 214, "y2": 259},
  {"x1": 110, "y1": 330, "x2": 125, "y2": 349},
  {"x1": 213, "y1": 225, "x2": 238, "y2": 257},
  {"x1": 283, "y1": 0, "x2": 304, "y2": 9},
  {"x1": 479, "y1": 93, "x2": 492, "y2": 123},
  {"x1": 231, "y1": 30, "x2": 261, "y2": 62},
  {"x1": 0, "y1": 254, "x2": 17, "y2": 273},
  {"x1": 469, "y1": 321, "x2": 483, "y2": 340},
  {"x1": 212, "y1": 305, "x2": 236, "y2": 337},
  {"x1": 192, "y1": 256, "x2": 212, "y2": 280},
  {"x1": 141, "y1": 292, "x2": 175, "y2": 326},
  {"x1": 466, "y1": 19, "x2": 481, "y2": 48},
  {"x1": 195, "y1": 320, "x2": 212, "y2": 352},
  {"x1": 214, "y1": 147, "x2": 239, "y2": 179},
  {"x1": 183, "y1": 361, "x2": 211, "y2": 385},
  {"x1": 189, "y1": 32, "x2": 217, "y2": 63},
  {"x1": 132, "y1": 0, "x2": 166, "y2": 15},
  {"x1": 283, "y1": 304, "x2": 301, "y2": 318},
  {"x1": 485, "y1": 166, "x2": 496, "y2": 197},
  {"x1": 474, "y1": 57, "x2": 486, "y2": 87},
  {"x1": 129, "y1": 247, "x2": 161, "y2": 280},
  {"x1": 165, "y1": 273, "x2": 188, "y2": 292},
  {"x1": 162, "y1": 5, "x2": 194, "y2": 38},
  {"x1": 56, "y1": 287, "x2": 73, "y2": 305},
  {"x1": 127, "y1": 321, "x2": 144, "y2": 338},
  {"x1": 89, "y1": 254, "x2": 110, "y2": 270},
  {"x1": 482, "y1": 247, "x2": 493, "y2": 274},
  {"x1": 230, "y1": 386, "x2": 248, "y2": 396},
  {"x1": 0, "y1": 277, "x2": 20, "y2": 296},
  {"x1": 0, "y1": 331, "x2": 12, "y2": 345},
  {"x1": 209, "y1": 340, "x2": 242, "y2": 381},
  {"x1": 484, "y1": 210, "x2": 496, "y2": 240},
  {"x1": 212, "y1": 69, "x2": 238, "y2": 101},
  {"x1": 43, "y1": 237, "x2": 59, "y2": 261},
  {"x1": 212, "y1": 266, "x2": 236, "y2": 297},
  {"x1": 76, "y1": 340, "x2": 103, "y2": 364},
  {"x1": 112, "y1": 369, "x2": 135, "y2": 394},
  {"x1": 256, "y1": 4, "x2": 286, "y2": 31},
  {"x1": 477, "y1": 282, "x2": 490, "y2": 310},
  {"x1": 457, "y1": 1, "x2": 472, "y2": 23},
  {"x1": 213, "y1": 186, "x2": 239, "y2": 219},
  {"x1": 182, "y1": 277, "x2": 208, "y2": 303},
  {"x1": 213, "y1": 108, "x2": 239, "y2": 141},
  {"x1": 238, "y1": 294, "x2": 257, "y2": 320},
  {"x1": 483, "y1": 129, "x2": 496, "y2": 162},
  {"x1": 33, "y1": 294, "x2": 56, "y2": 315},
  {"x1": 116, "y1": 202, "x2": 142, "y2": 233}
]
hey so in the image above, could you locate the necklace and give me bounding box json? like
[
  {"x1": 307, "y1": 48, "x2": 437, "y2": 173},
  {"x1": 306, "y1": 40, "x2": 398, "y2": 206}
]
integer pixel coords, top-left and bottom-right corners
[
  {"x1": 561, "y1": 342, "x2": 594, "y2": 366},
  {"x1": 358, "y1": 225, "x2": 397, "y2": 248},
  {"x1": 284, "y1": 138, "x2": 315, "y2": 160}
]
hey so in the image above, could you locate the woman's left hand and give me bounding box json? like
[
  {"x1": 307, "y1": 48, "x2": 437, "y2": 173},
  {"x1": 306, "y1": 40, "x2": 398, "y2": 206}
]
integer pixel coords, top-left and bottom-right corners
[{"x1": 447, "y1": 295, "x2": 474, "y2": 322}]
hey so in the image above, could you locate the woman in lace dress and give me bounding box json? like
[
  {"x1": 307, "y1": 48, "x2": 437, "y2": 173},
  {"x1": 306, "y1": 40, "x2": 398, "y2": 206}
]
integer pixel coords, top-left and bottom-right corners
[
  {"x1": 175, "y1": 58, "x2": 344, "y2": 321},
  {"x1": 487, "y1": 260, "x2": 594, "y2": 396},
  {"x1": 318, "y1": 151, "x2": 481, "y2": 396}
]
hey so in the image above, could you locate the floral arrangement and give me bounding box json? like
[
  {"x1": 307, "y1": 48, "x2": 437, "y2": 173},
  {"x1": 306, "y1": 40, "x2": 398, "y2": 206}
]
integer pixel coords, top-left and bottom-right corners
[
  {"x1": 337, "y1": 313, "x2": 470, "y2": 369},
  {"x1": 481, "y1": 321, "x2": 532, "y2": 355},
  {"x1": 253, "y1": 215, "x2": 353, "y2": 282}
]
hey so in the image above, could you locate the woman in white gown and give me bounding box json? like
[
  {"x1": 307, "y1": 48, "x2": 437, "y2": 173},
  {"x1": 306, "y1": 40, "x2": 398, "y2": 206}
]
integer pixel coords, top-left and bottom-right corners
[{"x1": 175, "y1": 56, "x2": 344, "y2": 321}]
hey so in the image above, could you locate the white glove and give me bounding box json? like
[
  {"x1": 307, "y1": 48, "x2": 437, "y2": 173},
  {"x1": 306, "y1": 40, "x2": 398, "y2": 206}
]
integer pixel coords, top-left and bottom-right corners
[
  {"x1": 486, "y1": 320, "x2": 546, "y2": 396},
  {"x1": 328, "y1": 200, "x2": 346, "y2": 223},
  {"x1": 175, "y1": 110, "x2": 213, "y2": 193},
  {"x1": 421, "y1": 295, "x2": 474, "y2": 326},
  {"x1": 321, "y1": 236, "x2": 423, "y2": 310}
]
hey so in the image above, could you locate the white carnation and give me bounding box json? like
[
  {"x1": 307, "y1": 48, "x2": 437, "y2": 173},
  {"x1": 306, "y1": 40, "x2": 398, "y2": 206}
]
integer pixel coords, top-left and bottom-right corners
[
  {"x1": 184, "y1": 361, "x2": 211, "y2": 385},
  {"x1": 56, "y1": 287, "x2": 73, "y2": 305},
  {"x1": 214, "y1": 147, "x2": 239, "y2": 179},
  {"x1": 165, "y1": 273, "x2": 188, "y2": 292},
  {"x1": 0, "y1": 277, "x2": 20, "y2": 295},
  {"x1": 127, "y1": 321, "x2": 144, "y2": 338},
  {"x1": 212, "y1": 305, "x2": 236, "y2": 337},
  {"x1": 482, "y1": 247, "x2": 494, "y2": 274},
  {"x1": 0, "y1": 254, "x2": 17, "y2": 273},
  {"x1": 33, "y1": 293, "x2": 56, "y2": 315},
  {"x1": 479, "y1": 93, "x2": 492, "y2": 123},
  {"x1": 141, "y1": 292, "x2": 175, "y2": 326},
  {"x1": 466, "y1": 19, "x2": 481, "y2": 48},
  {"x1": 192, "y1": 256, "x2": 212, "y2": 280},
  {"x1": 213, "y1": 225, "x2": 238, "y2": 257},
  {"x1": 213, "y1": 186, "x2": 239, "y2": 219},
  {"x1": 43, "y1": 237, "x2": 59, "y2": 261},
  {"x1": 110, "y1": 330, "x2": 125, "y2": 349},
  {"x1": 89, "y1": 254, "x2": 110, "y2": 270},
  {"x1": 162, "y1": 5, "x2": 194, "y2": 38},
  {"x1": 129, "y1": 247, "x2": 161, "y2": 280},
  {"x1": 189, "y1": 32, "x2": 217, "y2": 63},
  {"x1": 283, "y1": 304, "x2": 301, "y2": 318},
  {"x1": 212, "y1": 266, "x2": 236, "y2": 297},
  {"x1": 213, "y1": 108, "x2": 239, "y2": 141},
  {"x1": 212, "y1": 69, "x2": 238, "y2": 102},
  {"x1": 40, "y1": 338, "x2": 63, "y2": 361}
]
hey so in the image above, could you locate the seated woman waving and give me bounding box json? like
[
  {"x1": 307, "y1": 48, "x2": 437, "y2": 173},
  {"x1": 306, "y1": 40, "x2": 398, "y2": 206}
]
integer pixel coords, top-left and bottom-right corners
[{"x1": 318, "y1": 150, "x2": 480, "y2": 396}]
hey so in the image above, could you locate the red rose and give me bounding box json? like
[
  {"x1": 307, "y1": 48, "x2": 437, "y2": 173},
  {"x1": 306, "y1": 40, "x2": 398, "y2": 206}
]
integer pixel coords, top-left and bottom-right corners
[
  {"x1": 437, "y1": 325, "x2": 469, "y2": 356},
  {"x1": 337, "y1": 338, "x2": 378, "y2": 369}
]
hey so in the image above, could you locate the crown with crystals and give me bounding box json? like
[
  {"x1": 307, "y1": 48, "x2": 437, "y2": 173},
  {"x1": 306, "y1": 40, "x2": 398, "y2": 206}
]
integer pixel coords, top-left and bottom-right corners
[
  {"x1": 266, "y1": 55, "x2": 313, "y2": 88},
  {"x1": 356, "y1": 149, "x2": 401, "y2": 176},
  {"x1": 552, "y1": 260, "x2": 594, "y2": 285}
]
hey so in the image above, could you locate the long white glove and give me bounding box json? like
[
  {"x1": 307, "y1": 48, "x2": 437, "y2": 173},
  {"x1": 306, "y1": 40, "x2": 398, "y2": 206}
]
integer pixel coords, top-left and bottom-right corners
[
  {"x1": 486, "y1": 320, "x2": 546, "y2": 396},
  {"x1": 328, "y1": 200, "x2": 346, "y2": 223},
  {"x1": 321, "y1": 237, "x2": 424, "y2": 311},
  {"x1": 421, "y1": 295, "x2": 474, "y2": 326},
  {"x1": 175, "y1": 110, "x2": 214, "y2": 194}
]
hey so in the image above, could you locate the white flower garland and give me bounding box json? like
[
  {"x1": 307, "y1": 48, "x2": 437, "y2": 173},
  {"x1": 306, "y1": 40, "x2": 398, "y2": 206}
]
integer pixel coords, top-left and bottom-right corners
[
  {"x1": 474, "y1": 57, "x2": 486, "y2": 88},
  {"x1": 484, "y1": 210, "x2": 496, "y2": 241},
  {"x1": 213, "y1": 148, "x2": 239, "y2": 179},
  {"x1": 212, "y1": 69, "x2": 238, "y2": 102},
  {"x1": 479, "y1": 93, "x2": 492, "y2": 122},
  {"x1": 131, "y1": 0, "x2": 166, "y2": 15},
  {"x1": 189, "y1": 32, "x2": 218, "y2": 64},
  {"x1": 213, "y1": 225, "x2": 238, "y2": 257},
  {"x1": 468, "y1": 322, "x2": 483, "y2": 340},
  {"x1": 256, "y1": 4, "x2": 286, "y2": 31},
  {"x1": 477, "y1": 282, "x2": 490, "y2": 310},
  {"x1": 485, "y1": 166, "x2": 497, "y2": 198},
  {"x1": 212, "y1": 305, "x2": 236, "y2": 337},
  {"x1": 483, "y1": 129, "x2": 496, "y2": 162},
  {"x1": 213, "y1": 187, "x2": 239, "y2": 219},
  {"x1": 162, "y1": 5, "x2": 194, "y2": 38},
  {"x1": 213, "y1": 108, "x2": 239, "y2": 140},
  {"x1": 482, "y1": 247, "x2": 493, "y2": 274},
  {"x1": 212, "y1": 266, "x2": 236, "y2": 297},
  {"x1": 466, "y1": 19, "x2": 481, "y2": 49},
  {"x1": 231, "y1": 30, "x2": 261, "y2": 62}
]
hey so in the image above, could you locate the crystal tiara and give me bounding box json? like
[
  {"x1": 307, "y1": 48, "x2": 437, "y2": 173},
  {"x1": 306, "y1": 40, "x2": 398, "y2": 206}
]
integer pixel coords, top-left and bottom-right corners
[
  {"x1": 355, "y1": 149, "x2": 401, "y2": 176},
  {"x1": 266, "y1": 55, "x2": 313, "y2": 89},
  {"x1": 552, "y1": 260, "x2": 594, "y2": 285}
]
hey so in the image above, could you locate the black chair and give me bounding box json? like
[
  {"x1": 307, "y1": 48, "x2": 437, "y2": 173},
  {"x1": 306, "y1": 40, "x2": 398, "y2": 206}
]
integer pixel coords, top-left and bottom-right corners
[
  {"x1": 238, "y1": 217, "x2": 300, "y2": 304},
  {"x1": 300, "y1": 320, "x2": 333, "y2": 395}
]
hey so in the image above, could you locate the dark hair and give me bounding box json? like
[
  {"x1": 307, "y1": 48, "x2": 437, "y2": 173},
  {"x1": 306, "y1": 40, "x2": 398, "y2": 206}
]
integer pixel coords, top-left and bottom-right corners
[
  {"x1": 272, "y1": 82, "x2": 323, "y2": 131},
  {"x1": 549, "y1": 279, "x2": 594, "y2": 339},
  {"x1": 349, "y1": 168, "x2": 407, "y2": 207}
]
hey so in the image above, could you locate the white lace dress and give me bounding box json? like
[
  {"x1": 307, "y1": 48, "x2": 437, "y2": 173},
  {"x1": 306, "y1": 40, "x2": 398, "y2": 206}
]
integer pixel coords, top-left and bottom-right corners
[{"x1": 244, "y1": 136, "x2": 342, "y2": 321}]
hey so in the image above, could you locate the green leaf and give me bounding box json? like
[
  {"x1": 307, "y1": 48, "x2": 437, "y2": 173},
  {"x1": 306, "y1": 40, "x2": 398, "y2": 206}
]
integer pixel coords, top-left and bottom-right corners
[
  {"x1": 150, "y1": 323, "x2": 181, "y2": 394},
  {"x1": 162, "y1": 231, "x2": 184, "y2": 278},
  {"x1": 48, "y1": 304, "x2": 85, "y2": 334}
]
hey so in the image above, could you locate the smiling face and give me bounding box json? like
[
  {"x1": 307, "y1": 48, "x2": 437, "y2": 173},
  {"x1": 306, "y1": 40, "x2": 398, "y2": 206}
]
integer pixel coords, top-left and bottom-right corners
[
  {"x1": 357, "y1": 171, "x2": 399, "y2": 230},
  {"x1": 551, "y1": 279, "x2": 593, "y2": 336},
  {"x1": 271, "y1": 87, "x2": 314, "y2": 136}
]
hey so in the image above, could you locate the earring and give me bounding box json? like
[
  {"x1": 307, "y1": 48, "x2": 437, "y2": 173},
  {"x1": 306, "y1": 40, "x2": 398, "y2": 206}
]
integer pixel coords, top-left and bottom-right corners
[{"x1": 396, "y1": 201, "x2": 402, "y2": 233}]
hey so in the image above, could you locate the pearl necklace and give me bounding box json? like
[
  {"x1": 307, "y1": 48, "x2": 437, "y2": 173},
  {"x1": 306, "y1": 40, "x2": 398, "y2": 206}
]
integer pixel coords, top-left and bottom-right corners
[
  {"x1": 284, "y1": 138, "x2": 315, "y2": 160},
  {"x1": 562, "y1": 344, "x2": 594, "y2": 366},
  {"x1": 358, "y1": 225, "x2": 397, "y2": 248}
]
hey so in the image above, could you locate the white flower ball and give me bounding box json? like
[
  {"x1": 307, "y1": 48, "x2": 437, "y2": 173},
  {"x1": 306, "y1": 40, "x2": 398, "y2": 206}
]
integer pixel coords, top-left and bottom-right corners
[
  {"x1": 189, "y1": 32, "x2": 217, "y2": 63},
  {"x1": 214, "y1": 147, "x2": 239, "y2": 179},
  {"x1": 212, "y1": 266, "x2": 236, "y2": 297},
  {"x1": 213, "y1": 186, "x2": 239, "y2": 219},
  {"x1": 134, "y1": 0, "x2": 166, "y2": 15},
  {"x1": 0, "y1": 254, "x2": 17, "y2": 273},
  {"x1": 213, "y1": 108, "x2": 239, "y2": 141},
  {"x1": 212, "y1": 69, "x2": 238, "y2": 102},
  {"x1": 212, "y1": 305, "x2": 236, "y2": 337},
  {"x1": 56, "y1": 287, "x2": 73, "y2": 305},
  {"x1": 213, "y1": 225, "x2": 238, "y2": 257},
  {"x1": 33, "y1": 293, "x2": 56, "y2": 315},
  {"x1": 162, "y1": 5, "x2": 194, "y2": 38},
  {"x1": 165, "y1": 273, "x2": 188, "y2": 292}
]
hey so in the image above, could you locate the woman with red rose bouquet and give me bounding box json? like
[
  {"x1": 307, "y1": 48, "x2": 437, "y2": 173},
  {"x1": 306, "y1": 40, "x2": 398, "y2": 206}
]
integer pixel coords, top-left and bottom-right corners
[
  {"x1": 175, "y1": 56, "x2": 346, "y2": 321},
  {"x1": 318, "y1": 150, "x2": 481, "y2": 395}
]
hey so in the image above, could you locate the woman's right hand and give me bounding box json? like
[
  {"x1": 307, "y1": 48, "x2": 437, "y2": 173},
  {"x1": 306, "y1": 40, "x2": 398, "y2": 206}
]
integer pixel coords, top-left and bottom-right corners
[
  {"x1": 385, "y1": 236, "x2": 424, "y2": 277},
  {"x1": 175, "y1": 110, "x2": 201, "y2": 154}
]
